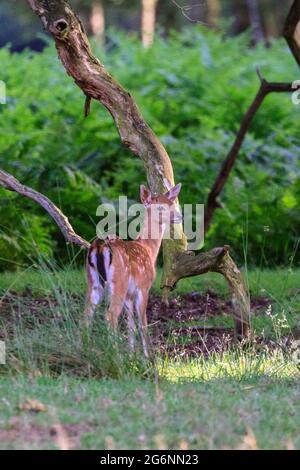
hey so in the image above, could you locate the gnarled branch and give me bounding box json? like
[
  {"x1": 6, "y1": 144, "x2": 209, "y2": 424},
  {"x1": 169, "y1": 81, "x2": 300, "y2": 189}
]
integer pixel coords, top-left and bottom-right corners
[
  {"x1": 165, "y1": 245, "x2": 250, "y2": 337},
  {"x1": 27, "y1": 0, "x2": 174, "y2": 190},
  {"x1": 205, "y1": 71, "x2": 300, "y2": 230},
  {"x1": 0, "y1": 170, "x2": 90, "y2": 249}
]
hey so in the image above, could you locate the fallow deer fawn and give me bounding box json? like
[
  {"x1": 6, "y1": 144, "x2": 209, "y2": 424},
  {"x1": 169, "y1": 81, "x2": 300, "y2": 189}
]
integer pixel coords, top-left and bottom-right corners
[{"x1": 84, "y1": 183, "x2": 182, "y2": 357}]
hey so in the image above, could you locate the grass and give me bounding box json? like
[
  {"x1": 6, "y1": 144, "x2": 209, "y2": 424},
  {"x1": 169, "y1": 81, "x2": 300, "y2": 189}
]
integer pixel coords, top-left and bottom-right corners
[
  {"x1": 0, "y1": 374, "x2": 299, "y2": 450},
  {"x1": 1, "y1": 266, "x2": 300, "y2": 298},
  {"x1": 0, "y1": 266, "x2": 300, "y2": 449}
]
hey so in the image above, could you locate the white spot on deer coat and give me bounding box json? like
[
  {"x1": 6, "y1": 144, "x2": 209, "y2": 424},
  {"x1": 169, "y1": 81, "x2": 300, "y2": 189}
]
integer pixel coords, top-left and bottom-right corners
[{"x1": 128, "y1": 276, "x2": 136, "y2": 295}]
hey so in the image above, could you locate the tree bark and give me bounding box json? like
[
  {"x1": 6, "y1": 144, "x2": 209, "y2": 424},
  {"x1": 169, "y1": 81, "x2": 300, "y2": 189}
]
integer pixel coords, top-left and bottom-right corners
[
  {"x1": 25, "y1": 0, "x2": 251, "y2": 336},
  {"x1": 141, "y1": 0, "x2": 158, "y2": 48}
]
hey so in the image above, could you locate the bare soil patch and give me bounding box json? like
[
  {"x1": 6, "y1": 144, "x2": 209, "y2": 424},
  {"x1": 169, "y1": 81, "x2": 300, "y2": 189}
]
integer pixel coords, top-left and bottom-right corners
[
  {"x1": 147, "y1": 291, "x2": 270, "y2": 357},
  {"x1": 0, "y1": 416, "x2": 93, "y2": 449}
]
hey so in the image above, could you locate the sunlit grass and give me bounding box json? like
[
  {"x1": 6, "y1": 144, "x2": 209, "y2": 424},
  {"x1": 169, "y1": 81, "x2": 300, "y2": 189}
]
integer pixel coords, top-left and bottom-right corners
[{"x1": 160, "y1": 351, "x2": 300, "y2": 383}]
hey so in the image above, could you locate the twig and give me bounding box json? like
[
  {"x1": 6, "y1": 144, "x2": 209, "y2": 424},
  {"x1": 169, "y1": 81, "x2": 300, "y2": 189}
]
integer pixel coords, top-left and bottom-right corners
[
  {"x1": 84, "y1": 95, "x2": 92, "y2": 118},
  {"x1": 171, "y1": 0, "x2": 207, "y2": 24}
]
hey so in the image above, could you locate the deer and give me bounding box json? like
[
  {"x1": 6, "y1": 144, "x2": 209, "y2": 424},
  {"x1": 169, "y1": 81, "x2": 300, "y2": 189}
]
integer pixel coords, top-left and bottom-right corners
[{"x1": 83, "y1": 183, "x2": 182, "y2": 357}]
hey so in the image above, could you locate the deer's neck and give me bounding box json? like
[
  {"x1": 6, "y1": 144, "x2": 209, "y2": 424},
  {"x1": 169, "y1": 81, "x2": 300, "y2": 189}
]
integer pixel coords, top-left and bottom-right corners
[{"x1": 139, "y1": 214, "x2": 165, "y2": 263}]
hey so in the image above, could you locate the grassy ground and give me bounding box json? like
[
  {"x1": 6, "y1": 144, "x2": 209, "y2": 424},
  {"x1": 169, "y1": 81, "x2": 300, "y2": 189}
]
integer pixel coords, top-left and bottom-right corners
[
  {"x1": 1, "y1": 265, "x2": 300, "y2": 298},
  {"x1": 0, "y1": 267, "x2": 300, "y2": 449},
  {"x1": 0, "y1": 373, "x2": 299, "y2": 450}
]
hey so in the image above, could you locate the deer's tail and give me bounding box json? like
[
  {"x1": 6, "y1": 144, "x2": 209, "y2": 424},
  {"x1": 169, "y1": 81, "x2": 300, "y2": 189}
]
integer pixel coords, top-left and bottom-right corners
[{"x1": 87, "y1": 239, "x2": 112, "y2": 288}]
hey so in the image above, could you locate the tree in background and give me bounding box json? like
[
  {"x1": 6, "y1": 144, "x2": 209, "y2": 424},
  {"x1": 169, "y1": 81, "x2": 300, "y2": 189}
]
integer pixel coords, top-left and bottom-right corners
[
  {"x1": 80, "y1": 0, "x2": 159, "y2": 49},
  {"x1": 141, "y1": 0, "x2": 158, "y2": 48},
  {"x1": 206, "y1": 0, "x2": 221, "y2": 27},
  {"x1": 90, "y1": 1, "x2": 105, "y2": 43},
  {"x1": 246, "y1": 0, "x2": 264, "y2": 44}
]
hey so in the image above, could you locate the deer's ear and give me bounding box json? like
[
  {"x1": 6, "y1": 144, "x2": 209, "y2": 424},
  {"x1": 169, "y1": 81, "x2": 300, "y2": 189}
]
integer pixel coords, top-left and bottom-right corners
[
  {"x1": 165, "y1": 183, "x2": 181, "y2": 202},
  {"x1": 140, "y1": 185, "x2": 152, "y2": 206}
]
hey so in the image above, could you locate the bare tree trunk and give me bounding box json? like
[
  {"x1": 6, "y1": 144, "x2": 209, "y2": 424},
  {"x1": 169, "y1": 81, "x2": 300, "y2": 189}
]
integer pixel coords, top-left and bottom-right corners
[
  {"x1": 246, "y1": 0, "x2": 265, "y2": 44},
  {"x1": 206, "y1": 0, "x2": 221, "y2": 27},
  {"x1": 25, "y1": 0, "x2": 251, "y2": 336},
  {"x1": 90, "y1": 1, "x2": 105, "y2": 45},
  {"x1": 141, "y1": 0, "x2": 158, "y2": 48}
]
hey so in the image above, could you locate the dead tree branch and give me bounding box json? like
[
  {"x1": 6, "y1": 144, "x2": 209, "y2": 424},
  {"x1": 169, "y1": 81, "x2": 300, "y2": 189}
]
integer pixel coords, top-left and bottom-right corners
[
  {"x1": 0, "y1": 170, "x2": 90, "y2": 249},
  {"x1": 165, "y1": 245, "x2": 250, "y2": 337},
  {"x1": 205, "y1": 72, "x2": 300, "y2": 231}
]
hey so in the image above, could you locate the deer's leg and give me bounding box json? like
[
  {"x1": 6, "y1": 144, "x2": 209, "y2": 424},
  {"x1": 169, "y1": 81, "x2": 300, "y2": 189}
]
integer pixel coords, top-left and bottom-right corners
[
  {"x1": 83, "y1": 254, "x2": 104, "y2": 328},
  {"x1": 124, "y1": 296, "x2": 136, "y2": 351},
  {"x1": 135, "y1": 289, "x2": 150, "y2": 358},
  {"x1": 106, "y1": 299, "x2": 124, "y2": 330},
  {"x1": 105, "y1": 281, "x2": 127, "y2": 331}
]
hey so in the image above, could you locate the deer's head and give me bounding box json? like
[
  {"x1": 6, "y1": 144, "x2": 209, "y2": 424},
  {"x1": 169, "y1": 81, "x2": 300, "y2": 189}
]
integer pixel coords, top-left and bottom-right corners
[{"x1": 140, "y1": 183, "x2": 182, "y2": 229}]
